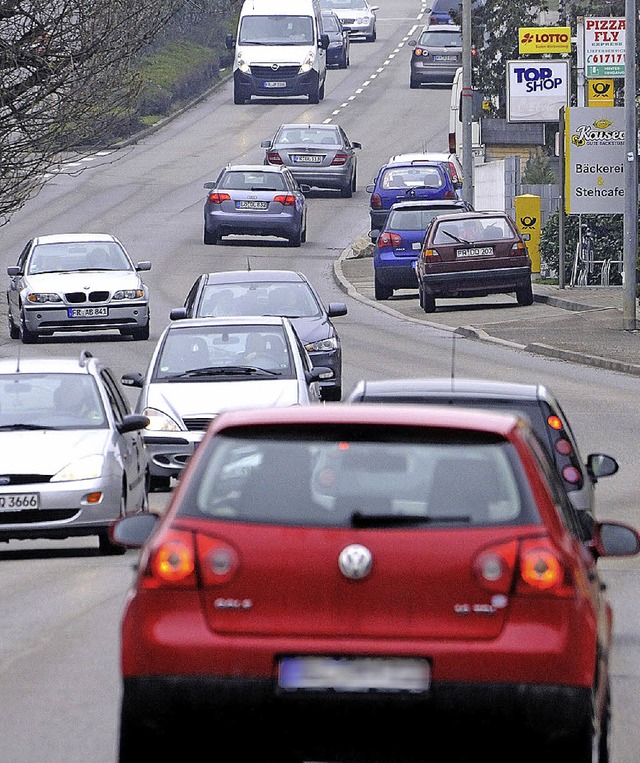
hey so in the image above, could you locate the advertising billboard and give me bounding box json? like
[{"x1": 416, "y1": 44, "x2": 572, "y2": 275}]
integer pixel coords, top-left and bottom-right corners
[
  {"x1": 564, "y1": 107, "x2": 625, "y2": 214},
  {"x1": 507, "y1": 60, "x2": 570, "y2": 123},
  {"x1": 584, "y1": 17, "x2": 625, "y2": 77},
  {"x1": 518, "y1": 27, "x2": 571, "y2": 54}
]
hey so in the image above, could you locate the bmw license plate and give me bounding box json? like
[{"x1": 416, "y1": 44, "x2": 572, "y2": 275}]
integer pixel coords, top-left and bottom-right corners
[
  {"x1": 292, "y1": 154, "x2": 323, "y2": 164},
  {"x1": 456, "y1": 246, "x2": 493, "y2": 258},
  {"x1": 0, "y1": 493, "x2": 39, "y2": 510},
  {"x1": 264, "y1": 81, "x2": 286, "y2": 88},
  {"x1": 68, "y1": 307, "x2": 108, "y2": 318},
  {"x1": 278, "y1": 656, "x2": 430, "y2": 692},
  {"x1": 434, "y1": 55, "x2": 457, "y2": 61},
  {"x1": 237, "y1": 200, "x2": 269, "y2": 210}
]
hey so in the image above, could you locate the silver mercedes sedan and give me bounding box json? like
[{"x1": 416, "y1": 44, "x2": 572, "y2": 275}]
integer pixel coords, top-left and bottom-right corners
[{"x1": 6, "y1": 232, "x2": 151, "y2": 343}]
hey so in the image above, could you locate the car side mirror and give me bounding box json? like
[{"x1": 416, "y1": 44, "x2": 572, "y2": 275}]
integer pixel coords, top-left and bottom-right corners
[
  {"x1": 409, "y1": 39, "x2": 417, "y2": 47},
  {"x1": 225, "y1": 33, "x2": 235, "y2": 50},
  {"x1": 370, "y1": 229, "x2": 380, "y2": 242},
  {"x1": 319, "y1": 33, "x2": 330, "y2": 49},
  {"x1": 299, "y1": 184, "x2": 312, "y2": 193},
  {"x1": 260, "y1": 140, "x2": 272, "y2": 148},
  {"x1": 136, "y1": 261, "x2": 152, "y2": 271},
  {"x1": 591, "y1": 521, "x2": 640, "y2": 557},
  {"x1": 110, "y1": 513, "x2": 160, "y2": 549},
  {"x1": 586, "y1": 453, "x2": 619, "y2": 481},
  {"x1": 7, "y1": 266, "x2": 21, "y2": 277},
  {"x1": 327, "y1": 302, "x2": 348, "y2": 317},
  {"x1": 307, "y1": 366, "x2": 334, "y2": 384},
  {"x1": 204, "y1": 181, "x2": 215, "y2": 189},
  {"x1": 365, "y1": 184, "x2": 374, "y2": 193},
  {"x1": 352, "y1": 141, "x2": 362, "y2": 150},
  {"x1": 118, "y1": 414, "x2": 150, "y2": 435},
  {"x1": 121, "y1": 372, "x2": 144, "y2": 388},
  {"x1": 170, "y1": 307, "x2": 188, "y2": 321}
]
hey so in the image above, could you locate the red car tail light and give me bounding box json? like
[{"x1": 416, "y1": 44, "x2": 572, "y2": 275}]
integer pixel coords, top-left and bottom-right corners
[
  {"x1": 547, "y1": 415, "x2": 563, "y2": 430},
  {"x1": 516, "y1": 538, "x2": 573, "y2": 597},
  {"x1": 448, "y1": 162, "x2": 460, "y2": 184},
  {"x1": 267, "y1": 151, "x2": 283, "y2": 164},
  {"x1": 371, "y1": 193, "x2": 383, "y2": 209},
  {"x1": 143, "y1": 530, "x2": 197, "y2": 587},
  {"x1": 330, "y1": 153, "x2": 349, "y2": 166},
  {"x1": 510, "y1": 241, "x2": 526, "y2": 254},
  {"x1": 473, "y1": 540, "x2": 518, "y2": 593},
  {"x1": 555, "y1": 438, "x2": 574, "y2": 456},
  {"x1": 443, "y1": 189, "x2": 457, "y2": 200},
  {"x1": 196, "y1": 535, "x2": 239, "y2": 585},
  {"x1": 562, "y1": 464, "x2": 583, "y2": 484},
  {"x1": 379, "y1": 232, "x2": 402, "y2": 248},
  {"x1": 274, "y1": 194, "x2": 296, "y2": 206},
  {"x1": 208, "y1": 192, "x2": 231, "y2": 205}
]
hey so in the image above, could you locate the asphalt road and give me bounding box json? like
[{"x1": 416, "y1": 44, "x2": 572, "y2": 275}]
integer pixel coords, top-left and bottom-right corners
[{"x1": 0, "y1": 2, "x2": 639, "y2": 761}]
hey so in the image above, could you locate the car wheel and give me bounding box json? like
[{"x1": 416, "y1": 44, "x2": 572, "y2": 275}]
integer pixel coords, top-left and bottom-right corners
[
  {"x1": 374, "y1": 273, "x2": 393, "y2": 300},
  {"x1": 366, "y1": 28, "x2": 377, "y2": 42},
  {"x1": 339, "y1": 50, "x2": 348, "y2": 69},
  {"x1": 340, "y1": 177, "x2": 353, "y2": 198},
  {"x1": 150, "y1": 474, "x2": 171, "y2": 492},
  {"x1": 8, "y1": 310, "x2": 19, "y2": 339},
  {"x1": 233, "y1": 87, "x2": 248, "y2": 105},
  {"x1": 308, "y1": 83, "x2": 320, "y2": 104},
  {"x1": 319, "y1": 80, "x2": 325, "y2": 101},
  {"x1": 20, "y1": 312, "x2": 38, "y2": 344},
  {"x1": 550, "y1": 685, "x2": 610, "y2": 763},
  {"x1": 422, "y1": 292, "x2": 437, "y2": 313},
  {"x1": 288, "y1": 226, "x2": 303, "y2": 247},
  {"x1": 321, "y1": 386, "x2": 342, "y2": 402},
  {"x1": 130, "y1": 322, "x2": 150, "y2": 341},
  {"x1": 516, "y1": 280, "x2": 534, "y2": 306},
  {"x1": 351, "y1": 167, "x2": 357, "y2": 192},
  {"x1": 301, "y1": 221, "x2": 307, "y2": 243},
  {"x1": 204, "y1": 227, "x2": 218, "y2": 245},
  {"x1": 410, "y1": 76, "x2": 420, "y2": 89}
]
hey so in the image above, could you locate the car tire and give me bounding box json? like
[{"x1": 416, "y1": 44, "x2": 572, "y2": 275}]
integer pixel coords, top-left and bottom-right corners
[
  {"x1": 130, "y1": 321, "x2": 150, "y2": 341},
  {"x1": 410, "y1": 76, "x2": 420, "y2": 89},
  {"x1": 339, "y1": 50, "x2": 348, "y2": 69},
  {"x1": 233, "y1": 87, "x2": 248, "y2": 105},
  {"x1": 8, "y1": 310, "x2": 19, "y2": 339},
  {"x1": 351, "y1": 167, "x2": 357, "y2": 193},
  {"x1": 516, "y1": 280, "x2": 534, "y2": 306},
  {"x1": 203, "y1": 227, "x2": 218, "y2": 245},
  {"x1": 321, "y1": 386, "x2": 342, "y2": 402},
  {"x1": 422, "y1": 292, "x2": 436, "y2": 313},
  {"x1": 366, "y1": 28, "x2": 377, "y2": 42},
  {"x1": 20, "y1": 312, "x2": 38, "y2": 344},
  {"x1": 340, "y1": 177, "x2": 353, "y2": 198},
  {"x1": 301, "y1": 221, "x2": 307, "y2": 243},
  {"x1": 308, "y1": 79, "x2": 321, "y2": 103},
  {"x1": 319, "y1": 80, "x2": 325, "y2": 101},
  {"x1": 150, "y1": 474, "x2": 171, "y2": 492},
  {"x1": 288, "y1": 226, "x2": 303, "y2": 247},
  {"x1": 374, "y1": 273, "x2": 393, "y2": 300}
]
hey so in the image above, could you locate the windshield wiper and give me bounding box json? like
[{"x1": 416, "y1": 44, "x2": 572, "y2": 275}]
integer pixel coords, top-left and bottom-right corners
[
  {"x1": 173, "y1": 365, "x2": 281, "y2": 378},
  {"x1": 350, "y1": 511, "x2": 471, "y2": 528},
  {"x1": 0, "y1": 423, "x2": 60, "y2": 431},
  {"x1": 442, "y1": 230, "x2": 471, "y2": 244}
]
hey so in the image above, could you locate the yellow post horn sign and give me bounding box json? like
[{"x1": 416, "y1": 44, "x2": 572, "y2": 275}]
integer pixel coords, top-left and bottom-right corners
[
  {"x1": 514, "y1": 195, "x2": 541, "y2": 273},
  {"x1": 587, "y1": 79, "x2": 614, "y2": 107}
]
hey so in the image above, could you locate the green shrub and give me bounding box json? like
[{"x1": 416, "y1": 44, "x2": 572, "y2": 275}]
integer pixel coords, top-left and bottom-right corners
[{"x1": 521, "y1": 149, "x2": 557, "y2": 184}]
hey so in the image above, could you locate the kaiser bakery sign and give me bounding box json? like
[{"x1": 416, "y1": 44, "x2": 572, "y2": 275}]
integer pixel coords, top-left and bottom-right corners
[{"x1": 519, "y1": 27, "x2": 571, "y2": 54}]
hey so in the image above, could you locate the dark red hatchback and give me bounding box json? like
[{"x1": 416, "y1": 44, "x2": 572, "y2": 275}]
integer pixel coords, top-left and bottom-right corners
[{"x1": 112, "y1": 404, "x2": 640, "y2": 762}]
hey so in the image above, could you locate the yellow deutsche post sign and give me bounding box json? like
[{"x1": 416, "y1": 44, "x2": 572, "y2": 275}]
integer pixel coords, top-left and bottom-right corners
[
  {"x1": 519, "y1": 27, "x2": 571, "y2": 54},
  {"x1": 587, "y1": 79, "x2": 614, "y2": 107}
]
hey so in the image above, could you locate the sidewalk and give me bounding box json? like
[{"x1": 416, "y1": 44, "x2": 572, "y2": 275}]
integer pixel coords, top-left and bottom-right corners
[{"x1": 334, "y1": 250, "x2": 640, "y2": 376}]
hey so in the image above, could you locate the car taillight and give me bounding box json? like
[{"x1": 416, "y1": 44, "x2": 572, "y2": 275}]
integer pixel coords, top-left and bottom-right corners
[
  {"x1": 473, "y1": 540, "x2": 519, "y2": 593},
  {"x1": 196, "y1": 535, "x2": 240, "y2": 585},
  {"x1": 547, "y1": 415, "x2": 563, "y2": 430},
  {"x1": 208, "y1": 192, "x2": 231, "y2": 204},
  {"x1": 414, "y1": 47, "x2": 425, "y2": 56},
  {"x1": 448, "y1": 133, "x2": 456, "y2": 154},
  {"x1": 267, "y1": 151, "x2": 283, "y2": 164},
  {"x1": 330, "y1": 153, "x2": 349, "y2": 166},
  {"x1": 422, "y1": 248, "x2": 440, "y2": 260},
  {"x1": 274, "y1": 194, "x2": 296, "y2": 206},
  {"x1": 379, "y1": 232, "x2": 402, "y2": 248},
  {"x1": 142, "y1": 530, "x2": 197, "y2": 587},
  {"x1": 516, "y1": 538, "x2": 573, "y2": 597},
  {"x1": 510, "y1": 241, "x2": 526, "y2": 254},
  {"x1": 371, "y1": 193, "x2": 383, "y2": 209},
  {"x1": 448, "y1": 162, "x2": 460, "y2": 183},
  {"x1": 443, "y1": 190, "x2": 456, "y2": 200}
]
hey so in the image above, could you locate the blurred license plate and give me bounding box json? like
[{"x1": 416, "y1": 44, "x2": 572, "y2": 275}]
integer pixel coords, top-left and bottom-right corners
[
  {"x1": 264, "y1": 81, "x2": 286, "y2": 88},
  {"x1": 237, "y1": 201, "x2": 269, "y2": 210},
  {"x1": 434, "y1": 55, "x2": 457, "y2": 61},
  {"x1": 292, "y1": 155, "x2": 323, "y2": 163},
  {"x1": 0, "y1": 493, "x2": 39, "y2": 510},
  {"x1": 68, "y1": 307, "x2": 108, "y2": 317},
  {"x1": 457, "y1": 246, "x2": 493, "y2": 258},
  {"x1": 278, "y1": 657, "x2": 430, "y2": 692}
]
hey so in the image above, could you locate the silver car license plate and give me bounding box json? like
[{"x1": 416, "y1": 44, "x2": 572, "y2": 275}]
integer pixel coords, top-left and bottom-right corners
[
  {"x1": 433, "y1": 55, "x2": 457, "y2": 61},
  {"x1": 237, "y1": 200, "x2": 269, "y2": 210},
  {"x1": 264, "y1": 81, "x2": 286, "y2": 88},
  {"x1": 456, "y1": 246, "x2": 493, "y2": 258},
  {"x1": 68, "y1": 307, "x2": 108, "y2": 317},
  {"x1": 278, "y1": 656, "x2": 431, "y2": 692},
  {"x1": 292, "y1": 155, "x2": 323, "y2": 164},
  {"x1": 0, "y1": 493, "x2": 39, "y2": 510}
]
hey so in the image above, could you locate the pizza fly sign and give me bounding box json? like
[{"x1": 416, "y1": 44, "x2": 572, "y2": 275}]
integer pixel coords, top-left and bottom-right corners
[
  {"x1": 584, "y1": 17, "x2": 625, "y2": 77},
  {"x1": 507, "y1": 60, "x2": 570, "y2": 122}
]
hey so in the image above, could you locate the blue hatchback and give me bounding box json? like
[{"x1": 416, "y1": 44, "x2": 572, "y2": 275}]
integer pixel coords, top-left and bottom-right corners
[
  {"x1": 366, "y1": 159, "x2": 458, "y2": 231},
  {"x1": 370, "y1": 200, "x2": 472, "y2": 300}
]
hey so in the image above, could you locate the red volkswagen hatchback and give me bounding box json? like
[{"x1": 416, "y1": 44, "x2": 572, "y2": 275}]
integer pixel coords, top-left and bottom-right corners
[{"x1": 112, "y1": 405, "x2": 640, "y2": 762}]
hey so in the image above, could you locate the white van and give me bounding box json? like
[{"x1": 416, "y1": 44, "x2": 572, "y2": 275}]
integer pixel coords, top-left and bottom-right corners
[
  {"x1": 448, "y1": 67, "x2": 482, "y2": 167},
  {"x1": 226, "y1": 0, "x2": 329, "y2": 105}
]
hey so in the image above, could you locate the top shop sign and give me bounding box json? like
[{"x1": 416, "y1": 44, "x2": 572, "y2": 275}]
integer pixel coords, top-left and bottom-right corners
[{"x1": 507, "y1": 60, "x2": 570, "y2": 123}]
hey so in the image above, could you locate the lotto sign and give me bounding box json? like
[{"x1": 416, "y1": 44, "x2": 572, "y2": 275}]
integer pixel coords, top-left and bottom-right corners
[
  {"x1": 507, "y1": 60, "x2": 570, "y2": 122},
  {"x1": 584, "y1": 17, "x2": 625, "y2": 77},
  {"x1": 519, "y1": 27, "x2": 571, "y2": 54},
  {"x1": 564, "y1": 107, "x2": 625, "y2": 214}
]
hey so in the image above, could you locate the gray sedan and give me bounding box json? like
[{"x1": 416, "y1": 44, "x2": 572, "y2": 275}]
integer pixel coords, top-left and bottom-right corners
[
  {"x1": 6, "y1": 233, "x2": 151, "y2": 343},
  {"x1": 261, "y1": 123, "x2": 361, "y2": 197}
]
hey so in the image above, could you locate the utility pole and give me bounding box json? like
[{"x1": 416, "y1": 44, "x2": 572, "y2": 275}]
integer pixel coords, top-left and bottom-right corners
[
  {"x1": 461, "y1": 0, "x2": 473, "y2": 206},
  {"x1": 623, "y1": 0, "x2": 637, "y2": 329}
]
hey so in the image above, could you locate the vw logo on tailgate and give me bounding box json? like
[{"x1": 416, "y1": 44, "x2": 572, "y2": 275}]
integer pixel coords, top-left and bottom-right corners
[{"x1": 338, "y1": 544, "x2": 373, "y2": 580}]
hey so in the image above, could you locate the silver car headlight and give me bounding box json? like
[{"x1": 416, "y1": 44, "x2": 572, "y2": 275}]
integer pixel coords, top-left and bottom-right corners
[
  {"x1": 299, "y1": 50, "x2": 315, "y2": 73},
  {"x1": 112, "y1": 288, "x2": 145, "y2": 300},
  {"x1": 143, "y1": 407, "x2": 182, "y2": 432},
  {"x1": 357, "y1": 14, "x2": 372, "y2": 23},
  {"x1": 26, "y1": 292, "x2": 62, "y2": 303},
  {"x1": 305, "y1": 337, "x2": 338, "y2": 353},
  {"x1": 51, "y1": 454, "x2": 104, "y2": 482}
]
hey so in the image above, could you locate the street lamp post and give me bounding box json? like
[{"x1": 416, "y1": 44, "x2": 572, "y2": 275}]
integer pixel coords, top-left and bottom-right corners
[{"x1": 623, "y1": 0, "x2": 637, "y2": 329}]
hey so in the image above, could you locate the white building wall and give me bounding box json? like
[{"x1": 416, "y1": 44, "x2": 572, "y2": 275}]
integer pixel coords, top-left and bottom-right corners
[{"x1": 473, "y1": 160, "x2": 506, "y2": 211}]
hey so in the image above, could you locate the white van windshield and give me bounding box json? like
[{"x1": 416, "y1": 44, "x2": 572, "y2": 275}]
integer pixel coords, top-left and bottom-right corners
[{"x1": 239, "y1": 15, "x2": 314, "y2": 45}]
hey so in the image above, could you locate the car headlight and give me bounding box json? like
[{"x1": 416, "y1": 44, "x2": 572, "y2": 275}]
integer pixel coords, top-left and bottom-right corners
[
  {"x1": 305, "y1": 337, "x2": 338, "y2": 353},
  {"x1": 26, "y1": 292, "x2": 62, "y2": 303},
  {"x1": 143, "y1": 407, "x2": 182, "y2": 432},
  {"x1": 51, "y1": 454, "x2": 104, "y2": 482},
  {"x1": 299, "y1": 50, "x2": 315, "y2": 73},
  {"x1": 357, "y1": 14, "x2": 372, "y2": 23},
  {"x1": 237, "y1": 55, "x2": 250, "y2": 74},
  {"x1": 112, "y1": 289, "x2": 145, "y2": 300}
]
